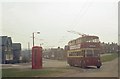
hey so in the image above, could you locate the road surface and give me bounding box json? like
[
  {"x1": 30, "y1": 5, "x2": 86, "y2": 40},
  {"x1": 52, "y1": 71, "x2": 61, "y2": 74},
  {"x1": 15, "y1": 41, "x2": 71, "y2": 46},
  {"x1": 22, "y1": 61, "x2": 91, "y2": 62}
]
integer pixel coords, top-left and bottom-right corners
[
  {"x1": 2, "y1": 58, "x2": 118, "y2": 77},
  {"x1": 60, "y1": 58, "x2": 118, "y2": 77}
]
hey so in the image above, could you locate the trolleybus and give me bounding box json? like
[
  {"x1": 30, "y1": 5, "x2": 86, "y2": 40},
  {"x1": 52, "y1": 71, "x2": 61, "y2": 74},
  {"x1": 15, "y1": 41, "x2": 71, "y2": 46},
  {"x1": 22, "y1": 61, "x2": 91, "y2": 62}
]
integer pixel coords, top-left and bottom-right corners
[{"x1": 67, "y1": 35, "x2": 102, "y2": 68}]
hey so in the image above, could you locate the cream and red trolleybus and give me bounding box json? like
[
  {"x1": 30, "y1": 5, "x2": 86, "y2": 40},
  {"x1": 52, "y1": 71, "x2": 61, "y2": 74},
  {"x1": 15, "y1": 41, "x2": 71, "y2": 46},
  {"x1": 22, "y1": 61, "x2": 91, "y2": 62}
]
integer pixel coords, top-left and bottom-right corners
[{"x1": 67, "y1": 35, "x2": 102, "y2": 68}]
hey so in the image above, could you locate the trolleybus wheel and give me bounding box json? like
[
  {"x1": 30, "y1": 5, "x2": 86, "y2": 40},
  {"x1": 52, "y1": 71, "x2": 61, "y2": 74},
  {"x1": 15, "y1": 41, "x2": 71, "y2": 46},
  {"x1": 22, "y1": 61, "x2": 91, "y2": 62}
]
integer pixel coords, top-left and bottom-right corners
[
  {"x1": 69, "y1": 64, "x2": 74, "y2": 66},
  {"x1": 81, "y1": 61, "x2": 86, "y2": 69},
  {"x1": 97, "y1": 66, "x2": 100, "y2": 68}
]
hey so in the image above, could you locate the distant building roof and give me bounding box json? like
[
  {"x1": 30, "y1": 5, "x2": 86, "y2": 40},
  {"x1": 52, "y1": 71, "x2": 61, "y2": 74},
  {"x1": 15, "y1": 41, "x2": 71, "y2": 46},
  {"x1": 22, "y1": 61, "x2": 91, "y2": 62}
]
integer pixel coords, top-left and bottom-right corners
[
  {"x1": 12, "y1": 43, "x2": 21, "y2": 50},
  {"x1": 0, "y1": 36, "x2": 12, "y2": 46}
]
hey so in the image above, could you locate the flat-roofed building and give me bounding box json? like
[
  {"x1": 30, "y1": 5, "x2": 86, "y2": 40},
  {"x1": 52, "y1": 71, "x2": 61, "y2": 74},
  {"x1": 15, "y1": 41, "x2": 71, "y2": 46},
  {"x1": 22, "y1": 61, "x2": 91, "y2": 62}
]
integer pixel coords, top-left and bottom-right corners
[{"x1": 12, "y1": 43, "x2": 21, "y2": 63}]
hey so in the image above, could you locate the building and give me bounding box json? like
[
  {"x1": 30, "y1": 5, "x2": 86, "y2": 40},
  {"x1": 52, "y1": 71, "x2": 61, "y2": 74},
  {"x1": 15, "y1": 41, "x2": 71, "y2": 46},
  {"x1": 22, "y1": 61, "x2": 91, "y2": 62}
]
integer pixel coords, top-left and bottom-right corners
[
  {"x1": 1, "y1": 36, "x2": 13, "y2": 64},
  {"x1": 43, "y1": 47, "x2": 67, "y2": 60},
  {"x1": 64, "y1": 42, "x2": 118, "y2": 54},
  {"x1": 100, "y1": 42, "x2": 118, "y2": 54},
  {"x1": 0, "y1": 36, "x2": 21, "y2": 64},
  {"x1": 12, "y1": 43, "x2": 21, "y2": 63}
]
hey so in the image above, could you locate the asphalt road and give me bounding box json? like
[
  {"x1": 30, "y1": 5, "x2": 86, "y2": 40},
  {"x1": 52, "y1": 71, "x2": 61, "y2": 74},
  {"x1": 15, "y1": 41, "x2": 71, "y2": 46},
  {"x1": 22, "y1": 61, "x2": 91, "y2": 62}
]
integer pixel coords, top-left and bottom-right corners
[
  {"x1": 2, "y1": 58, "x2": 118, "y2": 77},
  {"x1": 60, "y1": 58, "x2": 118, "y2": 77},
  {"x1": 1, "y1": 59, "x2": 68, "y2": 69}
]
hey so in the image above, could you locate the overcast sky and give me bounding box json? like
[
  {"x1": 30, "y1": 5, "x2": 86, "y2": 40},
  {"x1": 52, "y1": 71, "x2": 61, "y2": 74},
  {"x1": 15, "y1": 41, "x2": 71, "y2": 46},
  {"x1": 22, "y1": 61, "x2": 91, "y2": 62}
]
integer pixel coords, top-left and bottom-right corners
[{"x1": 0, "y1": 0, "x2": 119, "y2": 49}]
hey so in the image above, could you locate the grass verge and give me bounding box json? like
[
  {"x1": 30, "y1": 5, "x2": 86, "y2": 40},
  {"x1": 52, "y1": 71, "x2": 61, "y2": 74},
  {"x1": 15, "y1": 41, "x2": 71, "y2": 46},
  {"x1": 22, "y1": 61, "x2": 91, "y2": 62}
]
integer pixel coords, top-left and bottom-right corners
[
  {"x1": 101, "y1": 53, "x2": 118, "y2": 62},
  {"x1": 2, "y1": 67, "x2": 67, "y2": 77}
]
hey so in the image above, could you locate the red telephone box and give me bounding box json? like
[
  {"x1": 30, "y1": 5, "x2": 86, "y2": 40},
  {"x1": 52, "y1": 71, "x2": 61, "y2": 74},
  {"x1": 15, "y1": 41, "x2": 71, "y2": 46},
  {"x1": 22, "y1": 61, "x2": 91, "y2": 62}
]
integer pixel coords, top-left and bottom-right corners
[{"x1": 32, "y1": 46, "x2": 42, "y2": 69}]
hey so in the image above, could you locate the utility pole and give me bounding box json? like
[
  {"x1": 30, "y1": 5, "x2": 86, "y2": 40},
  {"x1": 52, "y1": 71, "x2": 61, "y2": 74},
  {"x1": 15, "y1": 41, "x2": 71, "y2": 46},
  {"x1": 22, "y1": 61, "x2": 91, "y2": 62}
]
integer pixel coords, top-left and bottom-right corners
[
  {"x1": 28, "y1": 42, "x2": 30, "y2": 62},
  {"x1": 32, "y1": 32, "x2": 40, "y2": 47},
  {"x1": 33, "y1": 33, "x2": 34, "y2": 47}
]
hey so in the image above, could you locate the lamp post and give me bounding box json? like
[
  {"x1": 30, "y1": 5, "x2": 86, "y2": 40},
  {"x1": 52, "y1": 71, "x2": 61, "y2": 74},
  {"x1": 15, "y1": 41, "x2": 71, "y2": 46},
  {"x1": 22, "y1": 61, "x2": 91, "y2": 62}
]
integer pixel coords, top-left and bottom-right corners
[
  {"x1": 32, "y1": 32, "x2": 40, "y2": 47},
  {"x1": 40, "y1": 43, "x2": 44, "y2": 46}
]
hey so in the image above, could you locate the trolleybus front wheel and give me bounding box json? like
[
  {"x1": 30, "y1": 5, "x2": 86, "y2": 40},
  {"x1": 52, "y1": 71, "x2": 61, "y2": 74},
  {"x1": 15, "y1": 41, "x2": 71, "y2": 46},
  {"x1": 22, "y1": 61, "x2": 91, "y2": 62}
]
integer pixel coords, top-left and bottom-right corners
[
  {"x1": 81, "y1": 61, "x2": 86, "y2": 69},
  {"x1": 97, "y1": 66, "x2": 101, "y2": 68},
  {"x1": 69, "y1": 64, "x2": 74, "y2": 66}
]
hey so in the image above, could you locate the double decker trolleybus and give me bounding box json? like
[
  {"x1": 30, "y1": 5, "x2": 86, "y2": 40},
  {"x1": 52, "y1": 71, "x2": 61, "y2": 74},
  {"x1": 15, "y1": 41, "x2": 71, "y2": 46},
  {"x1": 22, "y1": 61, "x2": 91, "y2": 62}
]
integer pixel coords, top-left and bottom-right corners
[{"x1": 67, "y1": 35, "x2": 102, "y2": 68}]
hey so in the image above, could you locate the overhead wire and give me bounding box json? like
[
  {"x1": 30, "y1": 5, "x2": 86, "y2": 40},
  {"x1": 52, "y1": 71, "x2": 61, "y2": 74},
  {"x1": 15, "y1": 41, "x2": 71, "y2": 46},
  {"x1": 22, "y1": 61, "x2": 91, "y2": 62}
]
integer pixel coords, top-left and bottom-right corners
[
  {"x1": 65, "y1": 0, "x2": 94, "y2": 41},
  {"x1": 72, "y1": 0, "x2": 94, "y2": 30}
]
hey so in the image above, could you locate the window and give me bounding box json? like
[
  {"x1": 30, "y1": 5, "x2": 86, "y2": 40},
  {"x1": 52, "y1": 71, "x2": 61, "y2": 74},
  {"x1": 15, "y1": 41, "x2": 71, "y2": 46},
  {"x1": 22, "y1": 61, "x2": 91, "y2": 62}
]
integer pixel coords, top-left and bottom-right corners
[
  {"x1": 77, "y1": 52, "x2": 80, "y2": 56},
  {"x1": 68, "y1": 51, "x2": 83, "y2": 56},
  {"x1": 94, "y1": 50, "x2": 100, "y2": 56},
  {"x1": 86, "y1": 50, "x2": 93, "y2": 57},
  {"x1": 85, "y1": 50, "x2": 100, "y2": 57}
]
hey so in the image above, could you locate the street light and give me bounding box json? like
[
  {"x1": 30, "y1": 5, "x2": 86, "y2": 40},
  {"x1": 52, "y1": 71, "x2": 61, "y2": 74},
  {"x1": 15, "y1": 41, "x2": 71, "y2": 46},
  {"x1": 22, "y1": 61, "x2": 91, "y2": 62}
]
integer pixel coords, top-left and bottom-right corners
[
  {"x1": 40, "y1": 43, "x2": 44, "y2": 46},
  {"x1": 32, "y1": 32, "x2": 40, "y2": 47}
]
